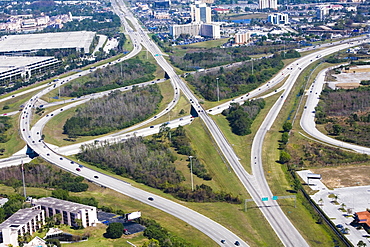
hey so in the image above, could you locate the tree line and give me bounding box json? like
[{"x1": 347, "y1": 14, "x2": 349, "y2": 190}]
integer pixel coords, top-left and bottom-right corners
[
  {"x1": 77, "y1": 136, "x2": 240, "y2": 203},
  {"x1": 0, "y1": 160, "x2": 88, "y2": 193},
  {"x1": 61, "y1": 58, "x2": 156, "y2": 97},
  {"x1": 170, "y1": 43, "x2": 298, "y2": 71},
  {"x1": 222, "y1": 99, "x2": 266, "y2": 136},
  {"x1": 186, "y1": 54, "x2": 285, "y2": 101},
  {"x1": 157, "y1": 125, "x2": 212, "y2": 180},
  {"x1": 63, "y1": 85, "x2": 162, "y2": 137}
]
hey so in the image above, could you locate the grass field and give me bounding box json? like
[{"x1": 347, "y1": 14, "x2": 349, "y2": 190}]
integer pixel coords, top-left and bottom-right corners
[{"x1": 0, "y1": 115, "x2": 25, "y2": 157}]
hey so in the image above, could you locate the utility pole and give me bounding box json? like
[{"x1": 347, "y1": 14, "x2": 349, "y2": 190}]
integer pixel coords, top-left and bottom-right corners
[
  {"x1": 189, "y1": 156, "x2": 194, "y2": 191},
  {"x1": 216, "y1": 77, "x2": 219, "y2": 102}
]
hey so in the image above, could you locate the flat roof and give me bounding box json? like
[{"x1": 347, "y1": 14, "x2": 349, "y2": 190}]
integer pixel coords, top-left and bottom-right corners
[
  {"x1": 32, "y1": 197, "x2": 96, "y2": 214},
  {"x1": 0, "y1": 56, "x2": 56, "y2": 74},
  {"x1": 0, "y1": 31, "x2": 96, "y2": 54},
  {"x1": 0, "y1": 208, "x2": 42, "y2": 231}
]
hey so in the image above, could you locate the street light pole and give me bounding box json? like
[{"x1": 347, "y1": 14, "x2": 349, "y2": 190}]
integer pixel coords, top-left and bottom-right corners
[
  {"x1": 189, "y1": 156, "x2": 194, "y2": 191},
  {"x1": 216, "y1": 78, "x2": 219, "y2": 102}
]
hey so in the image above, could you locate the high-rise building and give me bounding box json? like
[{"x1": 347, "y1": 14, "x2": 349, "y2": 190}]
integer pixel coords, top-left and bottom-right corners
[
  {"x1": 268, "y1": 13, "x2": 289, "y2": 25},
  {"x1": 190, "y1": 1, "x2": 211, "y2": 23},
  {"x1": 259, "y1": 0, "x2": 277, "y2": 10}
]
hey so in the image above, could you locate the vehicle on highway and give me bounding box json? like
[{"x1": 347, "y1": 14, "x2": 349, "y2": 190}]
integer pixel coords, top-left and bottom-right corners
[
  {"x1": 76, "y1": 168, "x2": 81, "y2": 171},
  {"x1": 150, "y1": 126, "x2": 154, "y2": 128},
  {"x1": 221, "y1": 240, "x2": 225, "y2": 244},
  {"x1": 94, "y1": 175, "x2": 99, "y2": 179},
  {"x1": 235, "y1": 241, "x2": 240, "y2": 246},
  {"x1": 148, "y1": 197, "x2": 154, "y2": 201},
  {"x1": 59, "y1": 157, "x2": 63, "y2": 160},
  {"x1": 70, "y1": 161, "x2": 74, "y2": 164}
]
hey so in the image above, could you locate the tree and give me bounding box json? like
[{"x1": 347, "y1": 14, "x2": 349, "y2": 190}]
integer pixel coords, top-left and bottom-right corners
[
  {"x1": 279, "y1": 151, "x2": 291, "y2": 164},
  {"x1": 142, "y1": 239, "x2": 160, "y2": 247},
  {"x1": 332, "y1": 124, "x2": 342, "y2": 136},
  {"x1": 282, "y1": 122, "x2": 292, "y2": 132},
  {"x1": 281, "y1": 132, "x2": 289, "y2": 145},
  {"x1": 357, "y1": 240, "x2": 366, "y2": 247},
  {"x1": 51, "y1": 189, "x2": 69, "y2": 200},
  {"x1": 105, "y1": 222, "x2": 124, "y2": 239}
]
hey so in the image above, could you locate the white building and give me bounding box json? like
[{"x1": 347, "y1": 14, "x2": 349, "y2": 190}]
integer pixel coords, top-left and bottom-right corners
[
  {"x1": 170, "y1": 23, "x2": 220, "y2": 39},
  {"x1": 259, "y1": 0, "x2": 277, "y2": 10},
  {"x1": 0, "y1": 207, "x2": 45, "y2": 247},
  {"x1": 268, "y1": 13, "x2": 289, "y2": 25},
  {"x1": 170, "y1": 23, "x2": 201, "y2": 38},
  {"x1": 32, "y1": 197, "x2": 98, "y2": 228}
]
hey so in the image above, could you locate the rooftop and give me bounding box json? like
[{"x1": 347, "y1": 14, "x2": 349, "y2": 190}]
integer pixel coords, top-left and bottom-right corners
[
  {"x1": 0, "y1": 31, "x2": 95, "y2": 54},
  {"x1": 32, "y1": 197, "x2": 96, "y2": 213},
  {"x1": 0, "y1": 56, "x2": 56, "y2": 74},
  {"x1": 356, "y1": 211, "x2": 370, "y2": 227},
  {"x1": 0, "y1": 207, "x2": 42, "y2": 231}
]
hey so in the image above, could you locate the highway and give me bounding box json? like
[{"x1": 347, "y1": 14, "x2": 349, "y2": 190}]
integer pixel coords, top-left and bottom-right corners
[
  {"x1": 301, "y1": 65, "x2": 370, "y2": 155},
  {"x1": 1, "y1": 0, "x2": 369, "y2": 245}
]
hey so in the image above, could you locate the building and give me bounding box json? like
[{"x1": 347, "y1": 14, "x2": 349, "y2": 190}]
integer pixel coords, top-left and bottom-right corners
[
  {"x1": 268, "y1": 13, "x2": 289, "y2": 25},
  {"x1": 0, "y1": 207, "x2": 45, "y2": 247},
  {"x1": 0, "y1": 31, "x2": 96, "y2": 55},
  {"x1": 32, "y1": 197, "x2": 98, "y2": 228},
  {"x1": 200, "y1": 24, "x2": 220, "y2": 39},
  {"x1": 170, "y1": 23, "x2": 220, "y2": 39},
  {"x1": 353, "y1": 211, "x2": 370, "y2": 229},
  {"x1": 170, "y1": 23, "x2": 201, "y2": 38},
  {"x1": 259, "y1": 0, "x2": 277, "y2": 10},
  {"x1": 0, "y1": 56, "x2": 61, "y2": 86},
  {"x1": 191, "y1": 1, "x2": 211, "y2": 24},
  {"x1": 234, "y1": 31, "x2": 251, "y2": 45},
  {"x1": 213, "y1": 8, "x2": 230, "y2": 14}
]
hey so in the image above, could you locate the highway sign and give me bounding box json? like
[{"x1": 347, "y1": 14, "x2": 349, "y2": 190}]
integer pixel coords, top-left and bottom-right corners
[
  {"x1": 261, "y1": 197, "x2": 269, "y2": 201},
  {"x1": 272, "y1": 196, "x2": 278, "y2": 200}
]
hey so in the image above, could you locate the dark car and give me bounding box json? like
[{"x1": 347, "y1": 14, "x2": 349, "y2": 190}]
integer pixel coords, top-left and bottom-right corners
[
  {"x1": 76, "y1": 168, "x2": 81, "y2": 171},
  {"x1": 235, "y1": 241, "x2": 240, "y2": 246},
  {"x1": 47, "y1": 153, "x2": 50, "y2": 156},
  {"x1": 221, "y1": 240, "x2": 226, "y2": 244},
  {"x1": 148, "y1": 197, "x2": 154, "y2": 201},
  {"x1": 70, "y1": 161, "x2": 74, "y2": 164},
  {"x1": 94, "y1": 175, "x2": 99, "y2": 179},
  {"x1": 150, "y1": 126, "x2": 154, "y2": 128}
]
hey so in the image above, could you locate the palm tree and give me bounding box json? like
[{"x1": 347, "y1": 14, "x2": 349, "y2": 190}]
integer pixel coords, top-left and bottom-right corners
[{"x1": 357, "y1": 240, "x2": 366, "y2": 247}]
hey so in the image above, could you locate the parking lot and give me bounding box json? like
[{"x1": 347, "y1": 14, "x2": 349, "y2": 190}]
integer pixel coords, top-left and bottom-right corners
[{"x1": 97, "y1": 211, "x2": 145, "y2": 235}]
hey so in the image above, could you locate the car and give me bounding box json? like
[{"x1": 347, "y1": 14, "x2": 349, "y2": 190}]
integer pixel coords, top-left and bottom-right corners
[
  {"x1": 94, "y1": 175, "x2": 99, "y2": 179},
  {"x1": 336, "y1": 224, "x2": 343, "y2": 229},
  {"x1": 150, "y1": 126, "x2": 154, "y2": 128},
  {"x1": 180, "y1": 118, "x2": 183, "y2": 120},
  {"x1": 23, "y1": 129, "x2": 25, "y2": 131},
  {"x1": 151, "y1": 81, "x2": 155, "y2": 84},
  {"x1": 71, "y1": 161, "x2": 75, "y2": 164},
  {"x1": 37, "y1": 132, "x2": 39, "y2": 134},
  {"x1": 60, "y1": 109, "x2": 63, "y2": 111},
  {"x1": 221, "y1": 240, "x2": 226, "y2": 244},
  {"x1": 76, "y1": 168, "x2": 81, "y2": 171},
  {"x1": 32, "y1": 141, "x2": 35, "y2": 143},
  {"x1": 148, "y1": 197, "x2": 154, "y2": 201},
  {"x1": 46, "y1": 115, "x2": 49, "y2": 117},
  {"x1": 51, "y1": 114, "x2": 54, "y2": 116},
  {"x1": 39, "y1": 139, "x2": 42, "y2": 142},
  {"x1": 79, "y1": 165, "x2": 83, "y2": 168},
  {"x1": 235, "y1": 241, "x2": 240, "y2": 246},
  {"x1": 154, "y1": 116, "x2": 157, "y2": 118},
  {"x1": 47, "y1": 153, "x2": 50, "y2": 156},
  {"x1": 12, "y1": 95, "x2": 15, "y2": 97}
]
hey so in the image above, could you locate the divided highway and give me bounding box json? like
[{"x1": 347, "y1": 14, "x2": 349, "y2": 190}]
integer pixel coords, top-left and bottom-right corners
[{"x1": 2, "y1": 0, "x2": 369, "y2": 245}]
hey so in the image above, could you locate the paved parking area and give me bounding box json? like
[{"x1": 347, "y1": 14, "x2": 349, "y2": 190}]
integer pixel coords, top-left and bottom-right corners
[
  {"x1": 297, "y1": 170, "x2": 370, "y2": 246},
  {"x1": 97, "y1": 211, "x2": 145, "y2": 235}
]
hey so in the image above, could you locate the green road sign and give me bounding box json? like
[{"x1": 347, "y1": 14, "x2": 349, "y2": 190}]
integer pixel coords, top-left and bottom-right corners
[
  {"x1": 261, "y1": 197, "x2": 268, "y2": 201},
  {"x1": 272, "y1": 196, "x2": 278, "y2": 200}
]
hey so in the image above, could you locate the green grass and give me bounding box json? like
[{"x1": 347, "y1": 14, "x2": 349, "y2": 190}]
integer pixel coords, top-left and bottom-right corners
[
  {"x1": 181, "y1": 38, "x2": 229, "y2": 49},
  {"x1": 0, "y1": 115, "x2": 25, "y2": 157},
  {"x1": 210, "y1": 93, "x2": 281, "y2": 174},
  {"x1": 0, "y1": 90, "x2": 38, "y2": 114}
]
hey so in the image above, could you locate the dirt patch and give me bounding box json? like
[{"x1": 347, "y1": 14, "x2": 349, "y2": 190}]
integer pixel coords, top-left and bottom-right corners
[
  {"x1": 311, "y1": 165, "x2": 370, "y2": 189},
  {"x1": 347, "y1": 67, "x2": 370, "y2": 73}
]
